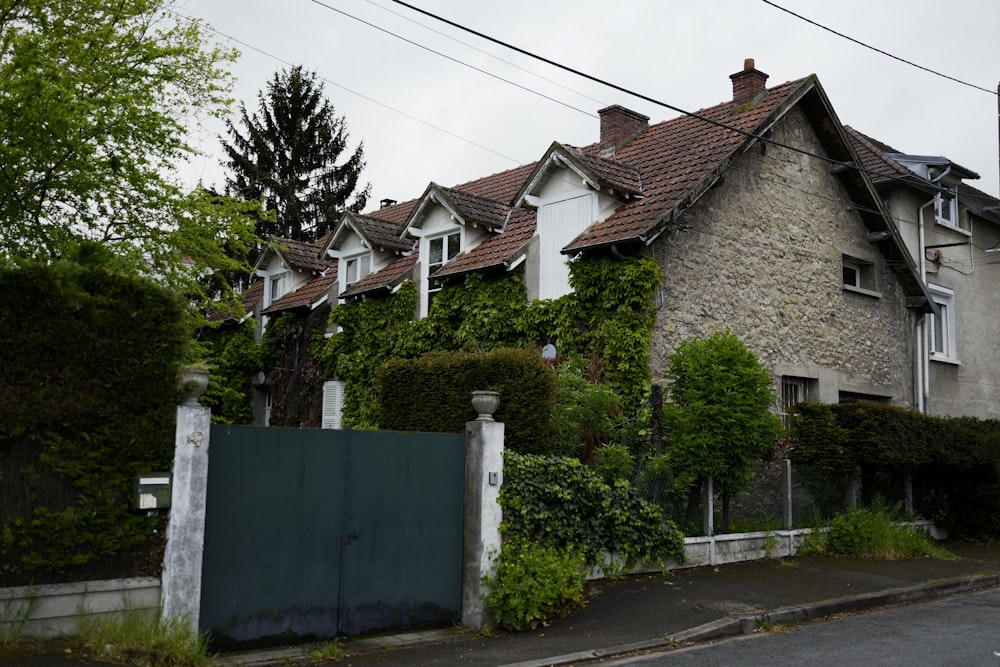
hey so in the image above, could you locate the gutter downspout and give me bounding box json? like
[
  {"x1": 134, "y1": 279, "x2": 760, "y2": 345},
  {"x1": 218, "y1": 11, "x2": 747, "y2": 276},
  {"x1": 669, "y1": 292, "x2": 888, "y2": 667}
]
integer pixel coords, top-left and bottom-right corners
[{"x1": 917, "y1": 197, "x2": 934, "y2": 414}]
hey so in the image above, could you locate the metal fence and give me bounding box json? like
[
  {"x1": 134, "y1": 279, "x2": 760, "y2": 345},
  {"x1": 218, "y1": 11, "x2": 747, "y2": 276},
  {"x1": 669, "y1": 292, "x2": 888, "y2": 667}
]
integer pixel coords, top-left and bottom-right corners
[{"x1": 630, "y1": 458, "x2": 912, "y2": 537}]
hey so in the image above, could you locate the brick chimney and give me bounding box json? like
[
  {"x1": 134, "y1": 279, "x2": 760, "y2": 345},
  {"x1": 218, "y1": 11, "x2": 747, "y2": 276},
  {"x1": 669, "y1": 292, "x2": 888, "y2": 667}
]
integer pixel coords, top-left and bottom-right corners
[
  {"x1": 598, "y1": 105, "x2": 649, "y2": 156},
  {"x1": 730, "y1": 58, "x2": 769, "y2": 108}
]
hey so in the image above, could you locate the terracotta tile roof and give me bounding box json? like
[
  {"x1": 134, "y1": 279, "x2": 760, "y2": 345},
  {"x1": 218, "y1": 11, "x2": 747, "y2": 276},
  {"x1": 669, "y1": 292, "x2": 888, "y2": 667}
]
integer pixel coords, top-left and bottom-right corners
[
  {"x1": 262, "y1": 268, "x2": 338, "y2": 315},
  {"x1": 563, "y1": 77, "x2": 810, "y2": 252},
  {"x1": 365, "y1": 199, "x2": 419, "y2": 228},
  {"x1": 433, "y1": 208, "x2": 536, "y2": 278},
  {"x1": 846, "y1": 126, "x2": 1000, "y2": 216},
  {"x1": 240, "y1": 279, "x2": 263, "y2": 313},
  {"x1": 341, "y1": 253, "x2": 418, "y2": 298},
  {"x1": 453, "y1": 163, "x2": 539, "y2": 204},
  {"x1": 273, "y1": 237, "x2": 328, "y2": 271},
  {"x1": 427, "y1": 185, "x2": 511, "y2": 230},
  {"x1": 566, "y1": 146, "x2": 644, "y2": 196},
  {"x1": 844, "y1": 127, "x2": 916, "y2": 184}
]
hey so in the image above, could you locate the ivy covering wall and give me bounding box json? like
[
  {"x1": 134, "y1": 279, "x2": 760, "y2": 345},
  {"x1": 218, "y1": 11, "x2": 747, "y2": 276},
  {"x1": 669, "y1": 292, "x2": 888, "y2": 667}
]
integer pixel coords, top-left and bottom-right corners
[
  {"x1": 317, "y1": 252, "x2": 663, "y2": 432},
  {"x1": 0, "y1": 262, "x2": 188, "y2": 584}
]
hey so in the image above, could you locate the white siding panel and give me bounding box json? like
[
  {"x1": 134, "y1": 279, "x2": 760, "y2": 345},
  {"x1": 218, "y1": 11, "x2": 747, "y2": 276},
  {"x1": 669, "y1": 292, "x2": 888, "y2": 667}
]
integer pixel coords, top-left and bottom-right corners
[{"x1": 538, "y1": 193, "x2": 595, "y2": 300}]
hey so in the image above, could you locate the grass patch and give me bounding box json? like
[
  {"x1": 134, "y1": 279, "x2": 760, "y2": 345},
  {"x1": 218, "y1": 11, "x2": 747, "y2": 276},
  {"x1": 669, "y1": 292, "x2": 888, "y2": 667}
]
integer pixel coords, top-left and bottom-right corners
[
  {"x1": 77, "y1": 608, "x2": 214, "y2": 667},
  {"x1": 0, "y1": 591, "x2": 39, "y2": 647},
  {"x1": 826, "y1": 502, "x2": 954, "y2": 560},
  {"x1": 307, "y1": 639, "x2": 344, "y2": 662}
]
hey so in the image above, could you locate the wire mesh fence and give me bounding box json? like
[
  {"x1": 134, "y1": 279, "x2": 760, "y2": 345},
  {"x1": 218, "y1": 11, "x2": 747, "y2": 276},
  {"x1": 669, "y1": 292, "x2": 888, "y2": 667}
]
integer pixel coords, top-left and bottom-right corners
[{"x1": 629, "y1": 457, "x2": 910, "y2": 537}]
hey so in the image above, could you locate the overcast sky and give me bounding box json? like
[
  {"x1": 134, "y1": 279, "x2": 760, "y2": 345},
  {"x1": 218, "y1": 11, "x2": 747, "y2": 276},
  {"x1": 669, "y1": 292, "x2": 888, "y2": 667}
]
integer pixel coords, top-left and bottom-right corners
[{"x1": 179, "y1": 0, "x2": 1000, "y2": 209}]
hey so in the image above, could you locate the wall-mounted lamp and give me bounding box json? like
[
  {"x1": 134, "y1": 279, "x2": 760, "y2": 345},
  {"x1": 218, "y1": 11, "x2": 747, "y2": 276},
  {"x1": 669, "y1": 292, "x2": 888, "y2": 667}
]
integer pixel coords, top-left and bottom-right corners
[{"x1": 867, "y1": 231, "x2": 891, "y2": 242}]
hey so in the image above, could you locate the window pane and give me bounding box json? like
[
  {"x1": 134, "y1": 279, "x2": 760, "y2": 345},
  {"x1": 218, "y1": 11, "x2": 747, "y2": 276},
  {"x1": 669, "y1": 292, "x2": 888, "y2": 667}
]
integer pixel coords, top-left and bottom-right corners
[
  {"x1": 933, "y1": 305, "x2": 947, "y2": 353},
  {"x1": 346, "y1": 258, "x2": 357, "y2": 284},
  {"x1": 843, "y1": 264, "x2": 858, "y2": 287},
  {"x1": 359, "y1": 254, "x2": 370, "y2": 277},
  {"x1": 429, "y1": 237, "x2": 443, "y2": 266},
  {"x1": 446, "y1": 232, "x2": 461, "y2": 261}
]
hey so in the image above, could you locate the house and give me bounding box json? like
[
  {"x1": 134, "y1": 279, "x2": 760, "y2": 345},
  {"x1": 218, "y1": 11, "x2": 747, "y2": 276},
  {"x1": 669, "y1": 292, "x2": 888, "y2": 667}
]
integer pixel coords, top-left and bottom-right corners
[
  {"x1": 847, "y1": 128, "x2": 1000, "y2": 418},
  {"x1": 239, "y1": 59, "x2": 999, "y2": 429}
]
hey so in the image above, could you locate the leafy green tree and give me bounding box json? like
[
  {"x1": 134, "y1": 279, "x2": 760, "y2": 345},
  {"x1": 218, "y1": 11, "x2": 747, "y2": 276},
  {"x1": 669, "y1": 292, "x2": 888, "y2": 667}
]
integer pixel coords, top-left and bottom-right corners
[
  {"x1": 663, "y1": 331, "x2": 784, "y2": 529},
  {"x1": 221, "y1": 65, "x2": 370, "y2": 245},
  {"x1": 0, "y1": 0, "x2": 257, "y2": 308}
]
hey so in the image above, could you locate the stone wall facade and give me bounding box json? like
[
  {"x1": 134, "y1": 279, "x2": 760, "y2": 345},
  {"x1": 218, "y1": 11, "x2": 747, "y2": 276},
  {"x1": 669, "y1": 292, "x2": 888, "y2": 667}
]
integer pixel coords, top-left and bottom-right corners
[{"x1": 649, "y1": 107, "x2": 915, "y2": 407}]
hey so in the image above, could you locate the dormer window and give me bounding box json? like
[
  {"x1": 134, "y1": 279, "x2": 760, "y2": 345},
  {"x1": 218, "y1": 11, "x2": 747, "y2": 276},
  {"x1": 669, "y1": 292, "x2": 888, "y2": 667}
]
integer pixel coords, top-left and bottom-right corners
[
  {"x1": 428, "y1": 231, "x2": 460, "y2": 274},
  {"x1": 934, "y1": 186, "x2": 969, "y2": 233},
  {"x1": 421, "y1": 230, "x2": 461, "y2": 316},
  {"x1": 268, "y1": 272, "x2": 286, "y2": 304},
  {"x1": 343, "y1": 253, "x2": 371, "y2": 286}
]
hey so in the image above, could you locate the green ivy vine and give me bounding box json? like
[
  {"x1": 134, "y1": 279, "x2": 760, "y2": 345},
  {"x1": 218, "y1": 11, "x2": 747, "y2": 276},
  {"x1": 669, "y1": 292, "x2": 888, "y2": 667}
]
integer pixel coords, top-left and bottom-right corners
[{"x1": 318, "y1": 253, "x2": 663, "y2": 431}]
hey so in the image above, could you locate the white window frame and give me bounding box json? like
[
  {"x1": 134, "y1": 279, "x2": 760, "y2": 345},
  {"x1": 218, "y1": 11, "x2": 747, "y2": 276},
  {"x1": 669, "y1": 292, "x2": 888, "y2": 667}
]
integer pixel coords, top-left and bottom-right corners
[
  {"x1": 341, "y1": 251, "x2": 371, "y2": 288},
  {"x1": 266, "y1": 271, "x2": 287, "y2": 307},
  {"x1": 928, "y1": 284, "x2": 958, "y2": 363},
  {"x1": 841, "y1": 255, "x2": 880, "y2": 297},
  {"x1": 934, "y1": 187, "x2": 970, "y2": 235},
  {"x1": 420, "y1": 229, "x2": 462, "y2": 317}
]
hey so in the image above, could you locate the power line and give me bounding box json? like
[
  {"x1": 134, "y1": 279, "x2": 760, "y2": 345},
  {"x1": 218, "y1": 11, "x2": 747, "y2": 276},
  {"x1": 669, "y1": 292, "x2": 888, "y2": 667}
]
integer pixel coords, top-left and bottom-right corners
[
  {"x1": 171, "y1": 10, "x2": 524, "y2": 165},
  {"x1": 360, "y1": 0, "x2": 608, "y2": 108},
  {"x1": 761, "y1": 0, "x2": 998, "y2": 96},
  {"x1": 383, "y1": 0, "x2": 942, "y2": 195},
  {"x1": 308, "y1": 0, "x2": 597, "y2": 118}
]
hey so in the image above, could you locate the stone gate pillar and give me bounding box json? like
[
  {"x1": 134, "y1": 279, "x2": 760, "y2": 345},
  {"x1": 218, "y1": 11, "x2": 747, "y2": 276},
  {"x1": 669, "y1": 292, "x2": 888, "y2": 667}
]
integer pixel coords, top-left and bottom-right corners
[
  {"x1": 462, "y1": 392, "x2": 504, "y2": 629},
  {"x1": 161, "y1": 370, "x2": 211, "y2": 633}
]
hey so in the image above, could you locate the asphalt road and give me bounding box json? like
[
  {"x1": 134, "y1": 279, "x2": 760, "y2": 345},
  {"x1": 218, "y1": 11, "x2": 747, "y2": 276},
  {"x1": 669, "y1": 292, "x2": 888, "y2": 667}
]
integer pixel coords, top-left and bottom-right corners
[{"x1": 602, "y1": 587, "x2": 1000, "y2": 666}]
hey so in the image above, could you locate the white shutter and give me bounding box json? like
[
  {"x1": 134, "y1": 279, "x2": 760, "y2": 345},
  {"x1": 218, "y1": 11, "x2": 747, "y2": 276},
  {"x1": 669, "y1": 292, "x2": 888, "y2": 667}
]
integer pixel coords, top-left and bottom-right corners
[
  {"x1": 322, "y1": 380, "x2": 345, "y2": 429},
  {"x1": 538, "y1": 193, "x2": 595, "y2": 299}
]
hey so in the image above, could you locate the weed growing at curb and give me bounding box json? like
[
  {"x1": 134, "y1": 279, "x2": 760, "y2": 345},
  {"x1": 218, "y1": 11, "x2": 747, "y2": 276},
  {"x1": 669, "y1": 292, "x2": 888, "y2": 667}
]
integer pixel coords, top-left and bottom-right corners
[{"x1": 77, "y1": 608, "x2": 214, "y2": 667}]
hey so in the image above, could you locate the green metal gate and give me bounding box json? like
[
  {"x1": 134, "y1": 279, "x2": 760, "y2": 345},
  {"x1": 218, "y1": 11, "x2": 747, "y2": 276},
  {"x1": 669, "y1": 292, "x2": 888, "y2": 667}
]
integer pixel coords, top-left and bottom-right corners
[{"x1": 199, "y1": 425, "x2": 465, "y2": 648}]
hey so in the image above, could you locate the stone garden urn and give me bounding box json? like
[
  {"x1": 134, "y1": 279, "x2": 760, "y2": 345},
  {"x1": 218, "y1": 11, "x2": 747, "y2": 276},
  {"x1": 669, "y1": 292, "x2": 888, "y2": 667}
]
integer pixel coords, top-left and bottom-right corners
[{"x1": 471, "y1": 390, "x2": 500, "y2": 421}]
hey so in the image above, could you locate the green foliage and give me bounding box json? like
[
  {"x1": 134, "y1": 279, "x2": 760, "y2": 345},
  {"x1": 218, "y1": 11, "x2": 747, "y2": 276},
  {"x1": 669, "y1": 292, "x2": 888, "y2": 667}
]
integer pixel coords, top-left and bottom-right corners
[
  {"x1": 377, "y1": 348, "x2": 558, "y2": 454},
  {"x1": 552, "y1": 358, "x2": 626, "y2": 461},
  {"x1": 500, "y1": 452, "x2": 685, "y2": 570},
  {"x1": 222, "y1": 65, "x2": 370, "y2": 244},
  {"x1": 78, "y1": 608, "x2": 214, "y2": 667},
  {"x1": 0, "y1": 262, "x2": 187, "y2": 583},
  {"x1": 825, "y1": 501, "x2": 954, "y2": 561},
  {"x1": 789, "y1": 403, "x2": 1000, "y2": 539},
  {"x1": 258, "y1": 306, "x2": 332, "y2": 428},
  {"x1": 412, "y1": 272, "x2": 534, "y2": 352},
  {"x1": 535, "y1": 254, "x2": 663, "y2": 417},
  {"x1": 320, "y1": 255, "x2": 662, "y2": 435},
  {"x1": 0, "y1": 0, "x2": 263, "y2": 310},
  {"x1": 483, "y1": 541, "x2": 586, "y2": 631},
  {"x1": 198, "y1": 319, "x2": 262, "y2": 425},
  {"x1": 593, "y1": 444, "x2": 636, "y2": 485},
  {"x1": 663, "y1": 331, "x2": 784, "y2": 498},
  {"x1": 321, "y1": 280, "x2": 419, "y2": 429}
]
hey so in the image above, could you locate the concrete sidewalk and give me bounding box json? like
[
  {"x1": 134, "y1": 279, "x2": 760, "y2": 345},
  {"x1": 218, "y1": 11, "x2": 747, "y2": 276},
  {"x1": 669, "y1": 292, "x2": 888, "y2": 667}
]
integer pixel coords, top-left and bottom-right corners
[{"x1": 217, "y1": 541, "x2": 1000, "y2": 667}]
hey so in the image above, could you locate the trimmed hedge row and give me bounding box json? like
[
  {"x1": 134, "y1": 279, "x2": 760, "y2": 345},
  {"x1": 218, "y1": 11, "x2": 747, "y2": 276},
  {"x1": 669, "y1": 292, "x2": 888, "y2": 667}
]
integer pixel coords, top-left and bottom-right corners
[
  {"x1": 790, "y1": 402, "x2": 1000, "y2": 539},
  {"x1": 376, "y1": 347, "x2": 558, "y2": 454},
  {"x1": 0, "y1": 262, "x2": 188, "y2": 584}
]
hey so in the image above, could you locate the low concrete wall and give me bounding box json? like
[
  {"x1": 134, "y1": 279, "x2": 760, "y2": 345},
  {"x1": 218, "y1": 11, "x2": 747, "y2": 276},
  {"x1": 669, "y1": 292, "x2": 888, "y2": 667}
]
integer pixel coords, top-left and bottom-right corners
[
  {"x1": 588, "y1": 521, "x2": 945, "y2": 580},
  {"x1": 588, "y1": 530, "x2": 815, "y2": 580},
  {"x1": 0, "y1": 577, "x2": 160, "y2": 639}
]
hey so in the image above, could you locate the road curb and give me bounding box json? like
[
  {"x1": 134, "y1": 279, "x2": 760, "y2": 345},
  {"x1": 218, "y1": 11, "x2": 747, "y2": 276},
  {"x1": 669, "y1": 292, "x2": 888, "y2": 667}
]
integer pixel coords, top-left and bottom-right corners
[{"x1": 503, "y1": 573, "x2": 1000, "y2": 667}]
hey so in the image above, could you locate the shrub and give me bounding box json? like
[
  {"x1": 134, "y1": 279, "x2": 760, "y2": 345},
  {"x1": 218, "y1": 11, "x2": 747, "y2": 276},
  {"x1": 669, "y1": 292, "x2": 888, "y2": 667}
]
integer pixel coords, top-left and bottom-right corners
[
  {"x1": 826, "y1": 502, "x2": 953, "y2": 561},
  {"x1": 500, "y1": 452, "x2": 685, "y2": 570},
  {"x1": 377, "y1": 348, "x2": 558, "y2": 454},
  {"x1": 483, "y1": 541, "x2": 586, "y2": 631},
  {"x1": 0, "y1": 261, "x2": 187, "y2": 584}
]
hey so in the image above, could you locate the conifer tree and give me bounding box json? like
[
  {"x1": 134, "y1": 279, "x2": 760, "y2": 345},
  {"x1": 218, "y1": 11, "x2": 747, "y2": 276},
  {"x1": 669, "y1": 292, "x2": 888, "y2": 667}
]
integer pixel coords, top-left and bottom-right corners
[{"x1": 221, "y1": 66, "x2": 370, "y2": 245}]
